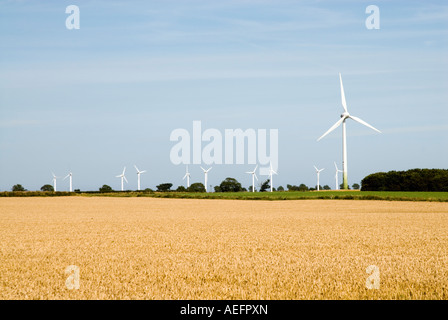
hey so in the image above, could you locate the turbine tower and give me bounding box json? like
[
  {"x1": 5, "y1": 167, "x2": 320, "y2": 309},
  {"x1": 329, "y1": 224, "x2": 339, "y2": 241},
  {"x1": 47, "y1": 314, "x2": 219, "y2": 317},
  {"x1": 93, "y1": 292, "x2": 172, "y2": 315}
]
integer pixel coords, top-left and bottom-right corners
[
  {"x1": 183, "y1": 165, "x2": 191, "y2": 188},
  {"x1": 317, "y1": 73, "x2": 381, "y2": 189},
  {"x1": 269, "y1": 162, "x2": 277, "y2": 192},
  {"x1": 134, "y1": 165, "x2": 147, "y2": 191},
  {"x1": 51, "y1": 172, "x2": 59, "y2": 191},
  {"x1": 116, "y1": 167, "x2": 128, "y2": 191},
  {"x1": 334, "y1": 162, "x2": 343, "y2": 190},
  {"x1": 63, "y1": 171, "x2": 73, "y2": 192},
  {"x1": 200, "y1": 166, "x2": 212, "y2": 192},
  {"x1": 245, "y1": 165, "x2": 258, "y2": 192},
  {"x1": 314, "y1": 166, "x2": 324, "y2": 191}
]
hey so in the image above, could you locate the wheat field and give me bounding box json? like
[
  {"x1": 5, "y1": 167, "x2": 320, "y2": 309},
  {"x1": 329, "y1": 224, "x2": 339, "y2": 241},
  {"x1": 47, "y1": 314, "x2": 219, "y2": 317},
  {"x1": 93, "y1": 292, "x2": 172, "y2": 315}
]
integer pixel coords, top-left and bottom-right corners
[{"x1": 0, "y1": 197, "x2": 447, "y2": 299}]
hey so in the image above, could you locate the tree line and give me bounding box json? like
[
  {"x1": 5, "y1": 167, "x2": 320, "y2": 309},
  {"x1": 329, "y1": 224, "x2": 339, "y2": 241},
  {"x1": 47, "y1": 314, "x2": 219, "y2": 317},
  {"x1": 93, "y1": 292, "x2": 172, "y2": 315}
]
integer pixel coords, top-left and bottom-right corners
[
  {"x1": 361, "y1": 169, "x2": 448, "y2": 191},
  {"x1": 10, "y1": 179, "x2": 362, "y2": 193}
]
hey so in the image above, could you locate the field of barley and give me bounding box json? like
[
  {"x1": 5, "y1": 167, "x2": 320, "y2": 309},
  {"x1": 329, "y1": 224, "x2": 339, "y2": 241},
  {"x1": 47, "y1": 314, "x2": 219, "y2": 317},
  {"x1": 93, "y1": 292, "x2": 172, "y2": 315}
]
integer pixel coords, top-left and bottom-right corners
[{"x1": 1, "y1": 197, "x2": 447, "y2": 299}]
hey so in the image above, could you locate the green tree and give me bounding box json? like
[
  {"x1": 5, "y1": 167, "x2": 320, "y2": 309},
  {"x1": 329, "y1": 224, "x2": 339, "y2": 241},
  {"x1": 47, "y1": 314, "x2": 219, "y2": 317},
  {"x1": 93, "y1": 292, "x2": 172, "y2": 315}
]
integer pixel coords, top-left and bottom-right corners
[
  {"x1": 352, "y1": 183, "x2": 360, "y2": 190},
  {"x1": 176, "y1": 186, "x2": 186, "y2": 192},
  {"x1": 298, "y1": 184, "x2": 308, "y2": 191},
  {"x1": 156, "y1": 183, "x2": 173, "y2": 192},
  {"x1": 187, "y1": 183, "x2": 206, "y2": 192},
  {"x1": 277, "y1": 186, "x2": 284, "y2": 191},
  {"x1": 219, "y1": 177, "x2": 243, "y2": 192},
  {"x1": 12, "y1": 184, "x2": 26, "y2": 191},
  {"x1": 40, "y1": 184, "x2": 54, "y2": 192},
  {"x1": 323, "y1": 185, "x2": 331, "y2": 190},
  {"x1": 260, "y1": 179, "x2": 270, "y2": 192},
  {"x1": 214, "y1": 186, "x2": 222, "y2": 192},
  {"x1": 99, "y1": 185, "x2": 113, "y2": 193}
]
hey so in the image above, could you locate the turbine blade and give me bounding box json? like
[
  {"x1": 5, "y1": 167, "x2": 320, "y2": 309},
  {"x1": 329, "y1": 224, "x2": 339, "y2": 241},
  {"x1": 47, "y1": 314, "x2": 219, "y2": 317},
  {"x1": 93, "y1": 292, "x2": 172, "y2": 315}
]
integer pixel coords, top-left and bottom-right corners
[
  {"x1": 134, "y1": 165, "x2": 139, "y2": 172},
  {"x1": 124, "y1": 176, "x2": 128, "y2": 183},
  {"x1": 63, "y1": 174, "x2": 70, "y2": 180},
  {"x1": 200, "y1": 166, "x2": 205, "y2": 172},
  {"x1": 334, "y1": 162, "x2": 338, "y2": 170},
  {"x1": 339, "y1": 73, "x2": 348, "y2": 112},
  {"x1": 140, "y1": 170, "x2": 147, "y2": 174},
  {"x1": 254, "y1": 165, "x2": 258, "y2": 172},
  {"x1": 349, "y1": 115, "x2": 381, "y2": 133},
  {"x1": 313, "y1": 165, "x2": 318, "y2": 171},
  {"x1": 254, "y1": 174, "x2": 258, "y2": 181},
  {"x1": 317, "y1": 117, "x2": 344, "y2": 141},
  {"x1": 183, "y1": 174, "x2": 188, "y2": 180}
]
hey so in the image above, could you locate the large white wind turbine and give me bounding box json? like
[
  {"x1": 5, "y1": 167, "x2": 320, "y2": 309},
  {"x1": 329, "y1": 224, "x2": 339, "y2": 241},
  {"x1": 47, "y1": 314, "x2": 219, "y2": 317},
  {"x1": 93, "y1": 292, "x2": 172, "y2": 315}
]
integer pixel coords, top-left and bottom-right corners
[
  {"x1": 51, "y1": 172, "x2": 59, "y2": 191},
  {"x1": 116, "y1": 167, "x2": 128, "y2": 191},
  {"x1": 334, "y1": 162, "x2": 343, "y2": 190},
  {"x1": 317, "y1": 73, "x2": 381, "y2": 189},
  {"x1": 183, "y1": 165, "x2": 191, "y2": 188},
  {"x1": 63, "y1": 171, "x2": 73, "y2": 192},
  {"x1": 134, "y1": 165, "x2": 147, "y2": 191},
  {"x1": 200, "y1": 166, "x2": 212, "y2": 192},
  {"x1": 246, "y1": 165, "x2": 258, "y2": 192},
  {"x1": 269, "y1": 162, "x2": 277, "y2": 192},
  {"x1": 314, "y1": 166, "x2": 325, "y2": 191}
]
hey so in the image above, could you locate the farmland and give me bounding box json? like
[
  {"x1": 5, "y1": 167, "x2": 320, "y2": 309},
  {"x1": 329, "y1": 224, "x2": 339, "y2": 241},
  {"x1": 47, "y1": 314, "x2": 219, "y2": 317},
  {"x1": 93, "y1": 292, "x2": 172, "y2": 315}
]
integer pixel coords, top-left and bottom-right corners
[{"x1": 1, "y1": 197, "x2": 447, "y2": 300}]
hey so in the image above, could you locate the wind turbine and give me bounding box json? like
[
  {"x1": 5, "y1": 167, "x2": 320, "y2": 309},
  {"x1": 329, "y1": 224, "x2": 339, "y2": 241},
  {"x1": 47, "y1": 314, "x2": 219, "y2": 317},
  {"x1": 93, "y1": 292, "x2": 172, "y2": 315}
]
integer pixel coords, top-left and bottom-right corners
[
  {"x1": 269, "y1": 162, "x2": 277, "y2": 192},
  {"x1": 51, "y1": 172, "x2": 59, "y2": 191},
  {"x1": 183, "y1": 165, "x2": 191, "y2": 188},
  {"x1": 63, "y1": 171, "x2": 73, "y2": 192},
  {"x1": 200, "y1": 166, "x2": 212, "y2": 192},
  {"x1": 314, "y1": 166, "x2": 324, "y2": 191},
  {"x1": 317, "y1": 73, "x2": 381, "y2": 189},
  {"x1": 116, "y1": 167, "x2": 128, "y2": 191},
  {"x1": 134, "y1": 165, "x2": 147, "y2": 191},
  {"x1": 246, "y1": 165, "x2": 258, "y2": 192},
  {"x1": 334, "y1": 162, "x2": 343, "y2": 190}
]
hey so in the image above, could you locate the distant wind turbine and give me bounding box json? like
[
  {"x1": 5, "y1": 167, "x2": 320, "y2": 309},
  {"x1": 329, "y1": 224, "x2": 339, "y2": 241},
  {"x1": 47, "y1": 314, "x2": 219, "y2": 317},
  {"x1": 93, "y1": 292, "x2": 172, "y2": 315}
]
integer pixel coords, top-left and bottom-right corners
[
  {"x1": 314, "y1": 166, "x2": 324, "y2": 191},
  {"x1": 134, "y1": 165, "x2": 147, "y2": 191},
  {"x1": 116, "y1": 167, "x2": 128, "y2": 191},
  {"x1": 317, "y1": 73, "x2": 381, "y2": 189},
  {"x1": 63, "y1": 171, "x2": 73, "y2": 192},
  {"x1": 245, "y1": 165, "x2": 258, "y2": 192},
  {"x1": 334, "y1": 162, "x2": 343, "y2": 190},
  {"x1": 200, "y1": 166, "x2": 212, "y2": 192},
  {"x1": 269, "y1": 162, "x2": 277, "y2": 192},
  {"x1": 51, "y1": 172, "x2": 59, "y2": 191},
  {"x1": 183, "y1": 165, "x2": 191, "y2": 188}
]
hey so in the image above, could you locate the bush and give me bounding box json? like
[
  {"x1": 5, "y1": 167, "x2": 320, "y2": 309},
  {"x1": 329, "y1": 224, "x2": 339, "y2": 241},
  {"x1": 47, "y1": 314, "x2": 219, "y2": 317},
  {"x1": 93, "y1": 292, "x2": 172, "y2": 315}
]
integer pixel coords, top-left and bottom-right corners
[
  {"x1": 156, "y1": 183, "x2": 173, "y2": 192},
  {"x1": 219, "y1": 177, "x2": 243, "y2": 192},
  {"x1": 12, "y1": 184, "x2": 26, "y2": 191},
  {"x1": 99, "y1": 185, "x2": 113, "y2": 193},
  {"x1": 187, "y1": 183, "x2": 206, "y2": 193},
  {"x1": 176, "y1": 186, "x2": 187, "y2": 192},
  {"x1": 40, "y1": 184, "x2": 54, "y2": 192}
]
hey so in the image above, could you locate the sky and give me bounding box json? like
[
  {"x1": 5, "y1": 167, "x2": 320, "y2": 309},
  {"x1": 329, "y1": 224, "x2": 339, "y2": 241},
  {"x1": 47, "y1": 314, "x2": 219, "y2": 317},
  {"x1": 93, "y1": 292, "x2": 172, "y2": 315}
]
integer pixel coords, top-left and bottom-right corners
[{"x1": 0, "y1": 0, "x2": 447, "y2": 192}]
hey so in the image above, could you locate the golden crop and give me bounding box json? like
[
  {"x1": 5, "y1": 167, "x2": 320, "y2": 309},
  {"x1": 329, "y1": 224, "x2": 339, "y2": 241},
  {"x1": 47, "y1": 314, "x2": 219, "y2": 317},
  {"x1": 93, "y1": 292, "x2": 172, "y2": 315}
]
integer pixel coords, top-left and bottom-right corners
[{"x1": 0, "y1": 197, "x2": 447, "y2": 299}]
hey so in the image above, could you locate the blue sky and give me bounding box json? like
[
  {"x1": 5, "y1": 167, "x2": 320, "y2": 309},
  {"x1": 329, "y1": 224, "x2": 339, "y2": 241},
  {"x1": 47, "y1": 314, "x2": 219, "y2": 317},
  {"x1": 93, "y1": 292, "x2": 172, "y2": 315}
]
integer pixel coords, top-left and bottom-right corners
[{"x1": 0, "y1": 0, "x2": 447, "y2": 191}]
